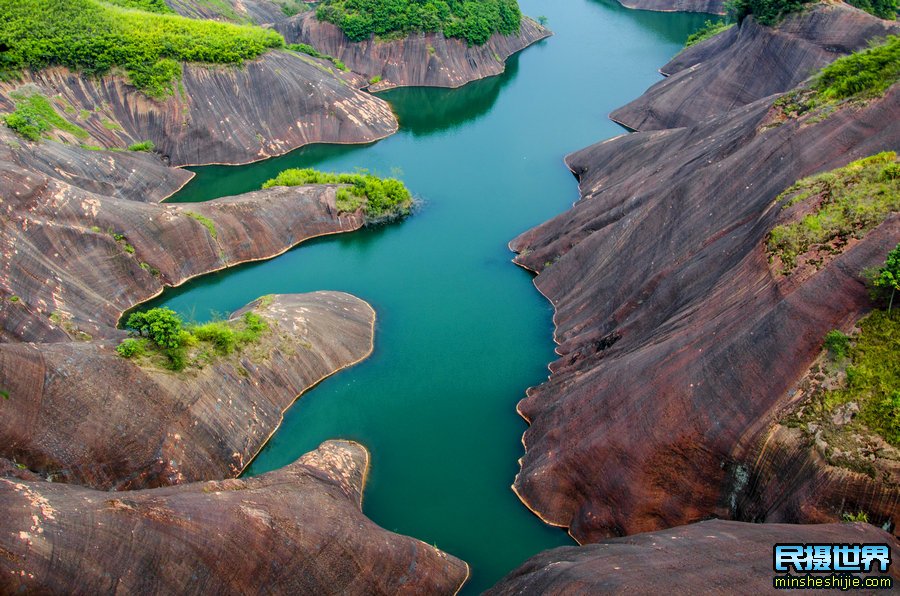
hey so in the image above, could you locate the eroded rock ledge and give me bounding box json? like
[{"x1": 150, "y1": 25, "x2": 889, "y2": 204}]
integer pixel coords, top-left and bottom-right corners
[
  {"x1": 611, "y1": 4, "x2": 899, "y2": 131},
  {"x1": 0, "y1": 50, "x2": 398, "y2": 167},
  {"x1": 275, "y1": 13, "x2": 551, "y2": 90},
  {"x1": 0, "y1": 440, "x2": 470, "y2": 595},
  {"x1": 487, "y1": 520, "x2": 900, "y2": 594},
  {"x1": 0, "y1": 292, "x2": 375, "y2": 490},
  {"x1": 0, "y1": 131, "x2": 366, "y2": 343},
  {"x1": 510, "y1": 84, "x2": 900, "y2": 542}
]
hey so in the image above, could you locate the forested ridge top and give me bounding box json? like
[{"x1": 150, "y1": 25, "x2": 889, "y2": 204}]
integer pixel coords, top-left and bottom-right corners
[
  {"x1": 314, "y1": 0, "x2": 523, "y2": 45},
  {"x1": 0, "y1": 0, "x2": 284, "y2": 97}
]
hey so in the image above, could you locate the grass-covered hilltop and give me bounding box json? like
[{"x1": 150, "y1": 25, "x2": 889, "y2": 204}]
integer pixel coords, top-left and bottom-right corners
[
  {"x1": 315, "y1": 0, "x2": 523, "y2": 45},
  {"x1": 0, "y1": 0, "x2": 284, "y2": 97}
]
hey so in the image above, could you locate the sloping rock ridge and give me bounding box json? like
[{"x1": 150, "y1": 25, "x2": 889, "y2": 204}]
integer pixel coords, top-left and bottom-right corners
[
  {"x1": 510, "y1": 84, "x2": 900, "y2": 542},
  {"x1": 0, "y1": 440, "x2": 469, "y2": 595},
  {"x1": 611, "y1": 4, "x2": 899, "y2": 131},
  {"x1": 275, "y1": 12, "x2": 551, "y2": 90},
  {"x1": 0, "y1": 51, "x2": 398, "y2": 167},
  {"x1": 0, "y1": 130, "x2": 365, "y2": 343},
  {"x1": 487, "y1": 520, "x2": 900, "y2": 594},
  {"x1": 0, "y1": 292, "x2": 376, "y2": 489}
]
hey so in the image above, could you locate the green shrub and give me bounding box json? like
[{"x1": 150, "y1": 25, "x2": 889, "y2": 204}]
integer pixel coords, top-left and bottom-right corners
[
  {"x1": 127, "y1": 140, "x2": 155, "y2": 152},
  {"x1": 285, "y1": 43, "x2": 348, "y2": 70},
  {"x1": 841, "y1": 511, "x2": 870, "y2": 523},
  {"x1": 315, "y1": 0, "x2": 522, "y2": 46},
  {"x1": 103, "y1": 0, "x2": 173, "y2": 12},
  {"x1": 829, "y1": 310, "x2": 900, "y2": 446},
  {"x1": 873, "y1": 243, "x2": 900, "y2": 311},
  {"x1": 369, "y1": 75, "x2": 382, "y2": 85},
  {"x1": 0, "y1": 0, "x2": 285, "y2": 97},
  {"x1": 262, "y1": 167, "x2": 413, "y2": 219},
  {"x1": 125, "y1": 307, "x2": 184, "y2": 349},
  {"x1": 815, "y1": 36, "x2": 900, "y2": 102},
  {"x1": 824, "y1": 330, "x2": 850, "y2": 359},
  {"x1": 116, "y1": 337, "x2": 146, "y2": 358},
  {"x1": 767, "y1": 152, "x2": 900, "y2": 270},
  {"x1": 685, "y1": 20, "x2": 733, "y2": 47},
  {"x1": 184, "y1": 211, "x2": 217, "y2": 239},
  {"x1": 2, "y1": 92, "x2": 89, "y2": 141},
  {"x1": 726, "y1": 0, "x2": 895, "y2": 25}
]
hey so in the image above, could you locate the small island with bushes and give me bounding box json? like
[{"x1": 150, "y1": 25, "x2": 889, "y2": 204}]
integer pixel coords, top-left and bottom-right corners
[{"x1": 262, "y1": 168, "x2": 414, "y2": 220}]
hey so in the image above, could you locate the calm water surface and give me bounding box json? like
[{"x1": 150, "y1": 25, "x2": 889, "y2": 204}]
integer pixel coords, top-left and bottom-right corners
[{"x1": 152, "y1": 1, "x2": 708, "y2": 591}]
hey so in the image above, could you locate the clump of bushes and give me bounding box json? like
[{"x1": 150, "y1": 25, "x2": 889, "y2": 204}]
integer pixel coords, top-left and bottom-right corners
[
  {"x1": 0, "y1": 0, "x2": 285, "y2": 98},
  {"x1": 2, "y1": 91, "x2": 89, "y2": 141},
  {"x1": 118, "y1": 307, "x2": 269, "y2": 370},
  {"x1": 262, "y1": 168, "x2": 413, "y2": 219},
  {"x1": 286, "y1": 43, "x2": 348, "y2": 71},
  {"x1": 824, "y1": 330, "x2": 850, "y2": 359},
  {"x1": 315, "y1": 0, "x2": 522, "y2": 46},
  {"x1": 127, "y1": 140, "x2": 155, "y2": 152},
  {"x1": 684, "y1": 20, "x2": 733, "y2": 47},
  {"x1": 767, "y1": 152, "x2": 900, "y2": 270},
  {"x1": 726, "y1": 0, "x2": 896, "y2": 26}
]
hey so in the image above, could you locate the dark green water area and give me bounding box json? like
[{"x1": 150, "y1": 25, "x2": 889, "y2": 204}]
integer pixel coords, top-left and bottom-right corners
[{"x1": 151, "y1": 1, "x2": 708, "y2": 591}]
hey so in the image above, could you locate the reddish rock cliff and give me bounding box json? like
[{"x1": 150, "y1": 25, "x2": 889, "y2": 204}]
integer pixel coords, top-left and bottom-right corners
[
  {"x1": 611, "y1": 5, "x2": 899, "y2": 131},
  {"x1": 0, "y1": 440, "x2": 470, "y2": 595},
  {"x1": 0, "y1": 293, "x2": 376, "y2": 489},
  {"x1": 510, "y1": 85, "x2": 900, "y2": 542},
  {"x1": 274, "y1": 12, "x2": 551, "y2": 90},
  {"x1": 0, "y1": 51, "x2": 398, "y2": 167},
  {"x1": 488, "y1": 520, "x2": 900, "y2": 594}
]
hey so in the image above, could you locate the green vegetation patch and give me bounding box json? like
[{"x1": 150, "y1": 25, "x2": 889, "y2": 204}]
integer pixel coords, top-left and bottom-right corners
[
  {"x1": 0, "y1": 0, "x2": 285, "y2": 98},
  {"x1": 262, "y1": 168, "x2": 413, "y2": 219},
  {"x1": 829, "y1": 311, "x2": 900, "y2": 446},
  {"x1": 2, "y1": 91, "x2": 89, "y2": 141},
  {"x1": 315, "y1": 0, "x2": 522, "y2": 46},
  {"x1": 286, "y1": 43, "x2": 348, "y2": 71},
  {"x1": 767, "y1": 152, "x2": 900, "y2": 271},
  {"x1": 119, "y1": 306, "x2": 270, "y2": 371},
  {"x1": 726, "y1": 0, "x2": 896, "y2": 26},
  {"x1": 103, "y1": 0, "x2": 173, "y2": 13},
  {"x1": 183, "y1": 211, "x2": 217, "y2": 239},
  {"x1": 127, "y1": 139, "x2": 155, "y2": 151},
  {"x1": 685, "y1": 20, "x2": 733, "y2": 47}
]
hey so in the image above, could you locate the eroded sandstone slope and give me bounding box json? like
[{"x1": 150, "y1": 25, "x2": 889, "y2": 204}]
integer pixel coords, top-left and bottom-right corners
[
  {"x1": 0, "y1": 440, "x2": 469, "y2": 595},
  {"x1": 510, "y1": 84, "x2": 900, "y2": 542},
  {"x1": 611, "y1": 4, "x2": 898, "y2": 131},
  {"x1": 0, "y1": 51, "x2": 398, "y2": 167},
  {"x1": 275, "y1": 12, "x2": 551, "y2": 90},
  {"x1": 488, "y1": 520, "x2": 900, "y2": 594},
  {"x1": 0, "y1": 293, "x2": 375, "y2": 489}
]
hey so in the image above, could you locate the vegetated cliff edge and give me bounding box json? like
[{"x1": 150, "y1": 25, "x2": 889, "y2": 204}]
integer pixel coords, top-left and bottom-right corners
[
  {"x1": 0, "y1": 293, "x2": 376, "y2": 489},
  {"x1": 274, "y1": 12, "x2": 551, "y2": 90},
  {"x1": 611, "y1": 4, "x2": 899, "y2": 132},
  {"x1": 509, "y1": 79, "x2": 900, "y2": 542},
  {"x1": 0, "y1": 440, "x2": 470, "y2": 595},
  {"x1": 487, "y1": 520, "x2": 900, "y2": 593},
  {"x1": 0, "y1": 50, "x2": 398, "y2": 167}
]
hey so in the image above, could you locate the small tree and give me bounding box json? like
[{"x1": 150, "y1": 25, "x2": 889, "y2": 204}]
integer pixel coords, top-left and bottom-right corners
[
  {"x1": 874, "y1": 243, "x2": 900, "y2": 312},
  {"x1": 125, "y1": 307, "x2": 184, "y2": 349}
]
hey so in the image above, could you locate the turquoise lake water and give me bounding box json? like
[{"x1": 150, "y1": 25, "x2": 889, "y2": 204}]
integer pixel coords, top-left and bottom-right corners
[{"x1": 152, "y1": 1, "x2": 708, "y2": 591}]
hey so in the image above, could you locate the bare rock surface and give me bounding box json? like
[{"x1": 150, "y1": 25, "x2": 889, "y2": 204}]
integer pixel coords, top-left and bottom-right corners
[
  {"x1": 275, "y1": 12, "x2": 551, "y2": 90},
  {"x1": 509, "y1": 85, "x2": 900, "y2": 543},
  {"x1": 0, "y1": 51, "x2": 398, "y2": 167},
  {"x1": 617, "y1": 0, "x2": 725, "y2": 13},
  {"x1": 487, "y1": 520, "x2": 900, "y2": 594},
  {"x1": 611, "y1": 5, "x2": 899, "y2": 131},
  {"x1": 0, "y1": 132, "x2": 364, "y2": 343},
  {"x1": 0, "y1": 440, "x2": 470, "y2": 595},
  {"x1": 0, "y1": 293, "x2": 376, "y2": 490},
  {"x1": 166, "y1": 0, "x2": 288, "y2": 24}
]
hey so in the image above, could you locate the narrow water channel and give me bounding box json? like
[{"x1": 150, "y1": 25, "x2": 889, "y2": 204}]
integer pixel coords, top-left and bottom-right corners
[{"x1": 150, "y1": 1, "x2": 708, "y2": 591}]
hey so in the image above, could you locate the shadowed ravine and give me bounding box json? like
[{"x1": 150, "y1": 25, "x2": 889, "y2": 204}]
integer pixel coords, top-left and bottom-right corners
[{"x1": 146, "y1": 1, "x2": 710, "y2": 591}]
